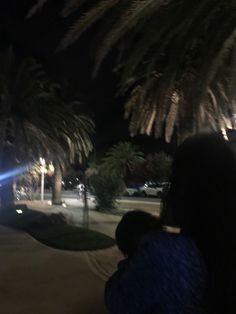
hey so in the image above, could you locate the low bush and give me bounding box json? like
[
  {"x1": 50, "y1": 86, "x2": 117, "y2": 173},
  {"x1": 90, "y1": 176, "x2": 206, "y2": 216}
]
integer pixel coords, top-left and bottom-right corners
[{"x1": 90, "y1": 172, "x2": 124, "y2": 211}]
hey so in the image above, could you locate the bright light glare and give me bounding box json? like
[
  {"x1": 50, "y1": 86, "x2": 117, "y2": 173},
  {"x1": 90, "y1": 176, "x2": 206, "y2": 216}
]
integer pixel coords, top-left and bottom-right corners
[
  {"x1": 39, "y1": 157, "x2": 45, "y2": 165},
  {"x1": 47, "y1": 201, "x2": 52, "y2": 205},
  {"x1": 221, "y1": 128, "x2": 229, "y2": 141},
  {"x1": 16, "y1": 209, "x2": 23, "y2": 214},
  {"x1": 62, "y1": 203, "x2": 67, "y2": 208},
  {"x1": 0, "y1": 164, "x2": 31, "y2": 182}
]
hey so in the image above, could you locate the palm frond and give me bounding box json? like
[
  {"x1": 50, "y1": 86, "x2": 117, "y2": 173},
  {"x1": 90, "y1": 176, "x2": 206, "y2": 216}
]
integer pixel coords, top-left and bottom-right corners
[
  {"x1": 26, "y1": 0, "x2": 50, "y2": 19},
  {"x1": 57, "y1": 0, "x2": 120, "y2": 51},
  {"x1": 27, "y1": 0, "x2": 236, "y2": 141},
  {"x1": 165, "y1": 92, "x2": 180, "y2": 143},
  {"x1": 61, "y1": 0, "x2": 88, "y2": 17},
  {"x1": 93, "y1": 0, "x2": 168, "y2": 75}
]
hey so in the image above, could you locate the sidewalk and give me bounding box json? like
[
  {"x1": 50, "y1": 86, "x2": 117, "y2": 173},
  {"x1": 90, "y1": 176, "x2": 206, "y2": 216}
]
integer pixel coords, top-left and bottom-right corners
[{"x1": 0, "y1": 202, "x2": 123, "y2": 314}]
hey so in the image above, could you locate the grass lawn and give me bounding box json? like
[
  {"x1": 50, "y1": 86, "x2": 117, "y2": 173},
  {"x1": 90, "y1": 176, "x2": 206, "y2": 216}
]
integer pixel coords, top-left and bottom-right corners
[
  {"x1": 26, "y1": 224, "x2": 115, "y2": 251},
  {"x1": 0, "y1": 206, "x2": 115, "y2": 251}
]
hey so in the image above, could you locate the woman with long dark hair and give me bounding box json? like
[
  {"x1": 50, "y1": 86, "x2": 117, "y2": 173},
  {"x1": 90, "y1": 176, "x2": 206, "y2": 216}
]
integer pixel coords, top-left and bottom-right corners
[{"x1": 166, "y1": 133, "x2": 236, "y2": 313}]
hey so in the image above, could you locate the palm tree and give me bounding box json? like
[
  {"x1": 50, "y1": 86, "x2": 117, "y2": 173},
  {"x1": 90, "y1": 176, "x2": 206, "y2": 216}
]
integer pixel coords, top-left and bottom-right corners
[
  {"x1": 49, "y1": 95, "x2": 95, "y2": 205},
  {"x1": 28, "y1": 0, "x2": 236, "y2": 142},
  {"x1": 0, "y1": 46, "x2": 49, "y2": 208},
  {"x1": 89, "y1": 142, "x2": 143, "y2": 211},
  {"x1": 103, "y1": 141, "x2": 144, "y2": 181},
  {"x1": 0, "y1": 46, "x2": 94, "y2": 209}
]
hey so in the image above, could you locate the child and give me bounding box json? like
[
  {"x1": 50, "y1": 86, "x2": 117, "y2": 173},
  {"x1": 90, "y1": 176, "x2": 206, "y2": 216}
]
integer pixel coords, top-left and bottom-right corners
[{"x1": 115, "y1": 210, "x2": 161, "y2": 258}]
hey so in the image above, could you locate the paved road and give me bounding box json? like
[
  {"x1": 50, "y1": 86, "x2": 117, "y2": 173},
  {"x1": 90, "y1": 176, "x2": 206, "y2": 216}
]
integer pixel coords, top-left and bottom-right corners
[
  {"x1": 47, "y1": 190, "x2": 161, "y2": 204},
  {"x1": 18, "y1": 189, "x2": 161, "y2": 204},
  {"x1": 48, "y1": 190, "x2": 161, "y2": 217}
]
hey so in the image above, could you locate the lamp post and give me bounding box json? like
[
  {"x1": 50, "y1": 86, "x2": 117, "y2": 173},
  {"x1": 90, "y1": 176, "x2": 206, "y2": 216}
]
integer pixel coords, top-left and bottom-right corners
[{"x1": 40, "y1": 157, "x2": 46, "y2": 201}]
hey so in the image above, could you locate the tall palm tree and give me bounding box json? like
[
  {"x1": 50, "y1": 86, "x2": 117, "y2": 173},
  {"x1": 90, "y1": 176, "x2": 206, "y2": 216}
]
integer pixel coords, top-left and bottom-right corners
[
  {"x1": 0, "y1": 46, "x2": 94, "y2": 209},
  {"x1": 48, "y1": 95, "x2": 94, "y2": 205},
  {"x1": 28, "y1": 0, "x2": 236, "y2": 142},
  {"x1": 0, "y1": 46, "x2": 49, "y2": 209}
]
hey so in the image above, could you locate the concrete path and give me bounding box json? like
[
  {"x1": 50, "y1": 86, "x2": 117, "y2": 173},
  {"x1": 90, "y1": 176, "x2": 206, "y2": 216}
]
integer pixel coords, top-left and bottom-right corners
[
  {"x1": 0, "y1": 199, "x2": 160, "y2": 313},
  {"x1": 0, "y1": 215, "x2": 122, "y2": 314}
]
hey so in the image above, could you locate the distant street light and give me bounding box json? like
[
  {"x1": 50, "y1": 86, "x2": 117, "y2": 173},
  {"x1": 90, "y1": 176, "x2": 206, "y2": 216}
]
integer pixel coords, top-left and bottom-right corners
[{"x1": 39, "y1": 157, "x2": 46, "y2": 201}]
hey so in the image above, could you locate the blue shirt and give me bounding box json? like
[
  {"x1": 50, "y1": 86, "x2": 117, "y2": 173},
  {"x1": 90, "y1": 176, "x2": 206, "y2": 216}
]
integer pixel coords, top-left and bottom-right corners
[{"x1": 105, "y1": 231, "x2": 207, "y2": 314}]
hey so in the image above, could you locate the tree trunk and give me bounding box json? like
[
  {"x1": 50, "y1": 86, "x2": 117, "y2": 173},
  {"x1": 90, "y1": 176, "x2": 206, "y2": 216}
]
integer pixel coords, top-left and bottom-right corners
[
  {"x1": 82, "y1": 169, "x2": 89, "y2": 229},
  {"x1": 0, "y1": 144, "x2": 15, "y2": 210},
  {"x1": 1, "y1": 178, "x2": 14, "y2": 210},
  {"x1": 52, "y1": 161, "x2": 62, "y2": 205}
]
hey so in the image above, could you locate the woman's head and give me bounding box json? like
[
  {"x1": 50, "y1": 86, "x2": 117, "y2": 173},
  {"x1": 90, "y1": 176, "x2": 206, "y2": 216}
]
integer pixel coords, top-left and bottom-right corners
[
  {"x1": 167, "y1": 132, "x2": 236, "y2": 248},
  {"x1": 167, "y1": 133, "x2": 236, "y2": 311},
  {"x1": 115, "y1": 210, "x2": 160, "y2": 257}
]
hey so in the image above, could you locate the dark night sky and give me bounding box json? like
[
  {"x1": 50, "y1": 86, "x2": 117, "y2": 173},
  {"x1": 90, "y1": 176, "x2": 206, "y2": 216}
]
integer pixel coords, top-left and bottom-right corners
[{"x1": 0, "y1": 0, "x2": 173, "y2": 155}]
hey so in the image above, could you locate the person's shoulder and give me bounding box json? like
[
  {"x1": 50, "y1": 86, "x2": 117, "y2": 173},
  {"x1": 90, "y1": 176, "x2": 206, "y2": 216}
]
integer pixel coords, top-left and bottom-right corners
[
  {"x1": 142, "y1": 229, "x2": 187, "y2": 243},
  {"x1": 140, "y1": 230, "x2": 201, "y2": 260},
  {"x1": 139, "y1": 230, "x2": 207, "y2": 279}
]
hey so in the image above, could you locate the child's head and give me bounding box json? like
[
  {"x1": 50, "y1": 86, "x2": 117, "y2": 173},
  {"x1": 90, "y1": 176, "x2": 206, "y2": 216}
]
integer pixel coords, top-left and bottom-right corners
[{"x1": 115, "y1": 210, "x2": 160, "y2": 257}]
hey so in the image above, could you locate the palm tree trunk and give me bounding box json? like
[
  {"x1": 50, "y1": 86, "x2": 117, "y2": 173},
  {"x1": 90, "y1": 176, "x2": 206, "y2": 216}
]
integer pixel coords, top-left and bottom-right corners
[
  {"x1": 82, "y1": 169, "x2": 89, "y2": 229},
  {"x1": 52, "y1": 161, "x2": 62, "y2": 205},
  {"x1": 0, "y1": 144, "x2": 15, "y2": 210},
  {"x1": 1, "y1": 180, "x2": 14, "y2": 210}
]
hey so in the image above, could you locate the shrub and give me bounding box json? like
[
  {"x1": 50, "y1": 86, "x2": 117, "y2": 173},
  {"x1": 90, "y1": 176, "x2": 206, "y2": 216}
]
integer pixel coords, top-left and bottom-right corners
[{"x1": 90, "y1": 172, "x2": 124, "y2": 211}]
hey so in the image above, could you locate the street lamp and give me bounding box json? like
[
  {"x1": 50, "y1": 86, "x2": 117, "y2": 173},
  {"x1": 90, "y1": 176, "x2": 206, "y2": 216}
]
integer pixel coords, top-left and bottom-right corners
[{"x1": 39, "y1": 157, "x2": 46, "y2": 201}]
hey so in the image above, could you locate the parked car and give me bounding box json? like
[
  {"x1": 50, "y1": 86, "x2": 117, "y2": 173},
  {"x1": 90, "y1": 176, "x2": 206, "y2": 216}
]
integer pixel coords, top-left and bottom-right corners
[
  {"x1": 123, "y1": 186, "x2": 140, "y2": 196},
  {"x1": 139, "y1": 182, "x2": 163, "y2": 197}
]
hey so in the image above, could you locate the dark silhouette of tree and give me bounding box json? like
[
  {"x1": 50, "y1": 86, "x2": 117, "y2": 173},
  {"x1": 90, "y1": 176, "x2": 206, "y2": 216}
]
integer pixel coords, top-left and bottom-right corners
[{"x1": 0, "y1": 46, "x2": 94, "y2": 209}]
